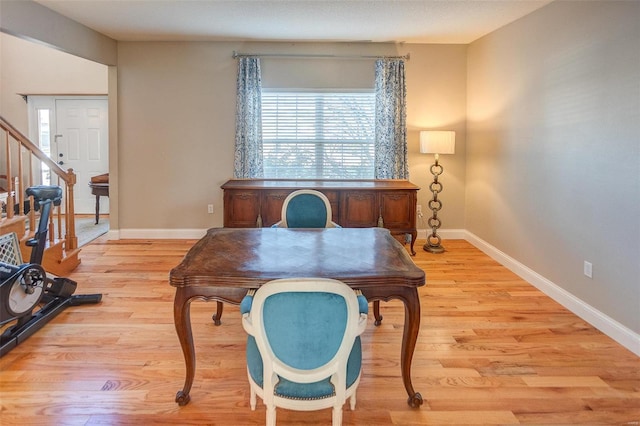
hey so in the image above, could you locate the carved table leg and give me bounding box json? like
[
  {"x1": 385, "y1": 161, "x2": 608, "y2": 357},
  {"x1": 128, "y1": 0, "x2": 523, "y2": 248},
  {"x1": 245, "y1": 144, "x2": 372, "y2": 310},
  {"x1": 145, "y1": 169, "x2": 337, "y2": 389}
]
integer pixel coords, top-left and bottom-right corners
[
  {"x1": 174, "y1": 289, "x2": 195, "y2": 406},
  {"x1": 364, "y1": 287, "x2": 423, "y2": 407},
  {"x1": 94, "y1": 195, "x2": 100, "y2": 224},
  {"x1": 401, "y1": 287, "x2": 423, "y2": 407},
  {"x1": 373, "y1": 300, "x2": 383, "y2": 326},
  {"x1": 211, "y1": 301, "x2": 223, "y2": 326}
]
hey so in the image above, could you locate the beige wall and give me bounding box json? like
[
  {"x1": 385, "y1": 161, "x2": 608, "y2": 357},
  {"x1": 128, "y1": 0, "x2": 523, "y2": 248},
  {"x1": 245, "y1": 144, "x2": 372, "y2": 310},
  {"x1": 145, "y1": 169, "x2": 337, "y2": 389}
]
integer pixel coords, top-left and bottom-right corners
[
  {"x1": 116, "y1": 41, "x2": 467, "y2": 230},
  {"x1": 0, "y1": 33, "x2": 108, "y2": 130},
  {"x1": 0, "y1": 0, "x2": 116, "y2": 65},
  {"x1": 0, "y1": 33, "x2": 109, "y2": 220},
  {"x1": 1, "y1": 32, "x2": 467, "y2": 232},
  {"x1": 406, "y1": 44, "x2": 467, "y2": 231},
  {"x1": 466, "y1": 1, "x2": 640, "y2": 333}
]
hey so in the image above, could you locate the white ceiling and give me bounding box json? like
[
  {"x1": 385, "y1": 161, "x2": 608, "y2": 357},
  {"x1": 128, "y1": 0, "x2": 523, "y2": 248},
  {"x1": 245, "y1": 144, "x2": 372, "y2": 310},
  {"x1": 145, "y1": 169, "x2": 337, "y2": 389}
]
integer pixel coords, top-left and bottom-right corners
[{"x1": 34, "y1": 0, "x2": 553, "y2": 44}]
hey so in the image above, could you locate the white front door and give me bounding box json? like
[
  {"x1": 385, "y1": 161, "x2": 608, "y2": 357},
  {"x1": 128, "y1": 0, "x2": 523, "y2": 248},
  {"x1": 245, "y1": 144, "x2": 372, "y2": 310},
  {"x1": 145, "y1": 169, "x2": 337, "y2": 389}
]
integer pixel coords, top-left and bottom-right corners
[{"x1": 54, "y1": 98, "x2": 109, "y2": 214}]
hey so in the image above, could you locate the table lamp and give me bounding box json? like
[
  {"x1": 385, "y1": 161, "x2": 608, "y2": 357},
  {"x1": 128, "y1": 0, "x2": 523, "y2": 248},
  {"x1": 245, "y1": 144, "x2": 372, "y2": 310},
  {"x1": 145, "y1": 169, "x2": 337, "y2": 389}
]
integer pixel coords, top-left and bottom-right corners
[{"x1": 420, "y1": 130, "x2": 455, "y2": 253}]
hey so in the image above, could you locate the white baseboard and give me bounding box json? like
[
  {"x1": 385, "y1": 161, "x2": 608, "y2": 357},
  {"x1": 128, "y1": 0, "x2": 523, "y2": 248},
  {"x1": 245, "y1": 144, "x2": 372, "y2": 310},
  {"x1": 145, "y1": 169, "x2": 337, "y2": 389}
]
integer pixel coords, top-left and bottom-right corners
[
  {"x1": 112, "y1": 226, "x2": 640, "y2": 356},
  {"x1": 418, "y1": 228, "x2": 466, "y2": 241},
  {"x1": 464, "y1": 230, "x2": 640, "y2": 357},
  {"x1": 104, "y1": 229, "x2": 120, "y2": 240}
]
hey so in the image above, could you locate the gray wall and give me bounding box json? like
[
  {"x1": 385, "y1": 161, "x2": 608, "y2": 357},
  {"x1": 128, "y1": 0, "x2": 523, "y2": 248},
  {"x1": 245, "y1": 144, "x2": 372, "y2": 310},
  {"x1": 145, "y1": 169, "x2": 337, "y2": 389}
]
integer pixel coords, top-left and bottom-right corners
[
  {"x1": 115, "y1": 41, "x2": 467, "y2": 230},
  {"x1": 466, "y1": 1, "x2": 640, "y2": 334}
]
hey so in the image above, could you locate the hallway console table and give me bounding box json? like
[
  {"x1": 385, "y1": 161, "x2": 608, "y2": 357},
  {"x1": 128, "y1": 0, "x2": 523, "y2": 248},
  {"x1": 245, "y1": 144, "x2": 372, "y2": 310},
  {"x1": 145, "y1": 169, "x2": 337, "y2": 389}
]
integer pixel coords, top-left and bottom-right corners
[{"x1": 89, "y1": 173, "x2": 109, "y2": 224}]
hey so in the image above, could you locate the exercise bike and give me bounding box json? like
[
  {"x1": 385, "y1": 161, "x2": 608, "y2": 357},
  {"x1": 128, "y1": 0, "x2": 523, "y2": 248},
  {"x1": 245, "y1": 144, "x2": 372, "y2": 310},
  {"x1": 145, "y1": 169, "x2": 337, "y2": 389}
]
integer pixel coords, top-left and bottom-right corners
[{"x1": 0, "y1": 185, "x2": 102, "y2": 357}]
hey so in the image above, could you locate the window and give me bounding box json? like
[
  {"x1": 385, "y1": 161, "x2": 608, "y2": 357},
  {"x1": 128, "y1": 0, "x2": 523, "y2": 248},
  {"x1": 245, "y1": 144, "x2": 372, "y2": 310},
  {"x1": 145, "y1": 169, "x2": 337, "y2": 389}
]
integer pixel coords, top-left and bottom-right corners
[{"x1": 262, "y1": 91, "x2": 375, "y2": 179}]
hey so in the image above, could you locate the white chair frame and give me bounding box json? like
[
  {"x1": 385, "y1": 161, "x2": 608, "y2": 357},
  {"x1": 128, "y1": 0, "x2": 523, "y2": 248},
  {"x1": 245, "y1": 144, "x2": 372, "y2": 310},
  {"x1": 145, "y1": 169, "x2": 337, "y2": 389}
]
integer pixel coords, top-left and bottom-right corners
[{"x1": 242, "y1": 278, "x2": 368, "y2": 426}]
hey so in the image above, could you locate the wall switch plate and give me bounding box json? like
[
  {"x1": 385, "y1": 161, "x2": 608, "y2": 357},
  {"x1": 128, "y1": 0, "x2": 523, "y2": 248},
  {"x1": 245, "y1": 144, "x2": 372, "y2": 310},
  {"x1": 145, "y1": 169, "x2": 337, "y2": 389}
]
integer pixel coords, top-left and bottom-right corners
[
  {"x1": 584, "y1": 261, "x2": 593, "y2": 278},
  {"x1": 207, "y1": 204, "x2": 214, "y2": 214}
]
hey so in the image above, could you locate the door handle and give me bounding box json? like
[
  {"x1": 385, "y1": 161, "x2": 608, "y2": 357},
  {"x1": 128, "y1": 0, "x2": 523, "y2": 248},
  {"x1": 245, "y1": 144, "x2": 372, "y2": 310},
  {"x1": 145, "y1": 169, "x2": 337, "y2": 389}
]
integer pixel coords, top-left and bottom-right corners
[{"x1": 55, "y1": 137, "x2": 63, "y2": 165}]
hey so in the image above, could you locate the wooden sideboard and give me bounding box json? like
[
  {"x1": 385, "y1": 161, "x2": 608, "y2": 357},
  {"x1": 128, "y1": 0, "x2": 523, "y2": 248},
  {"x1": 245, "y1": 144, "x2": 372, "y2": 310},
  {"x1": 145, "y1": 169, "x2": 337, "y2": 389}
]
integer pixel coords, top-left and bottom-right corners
[{"x1": 221, "y1": 179, "x2": 420, "y2": 255}]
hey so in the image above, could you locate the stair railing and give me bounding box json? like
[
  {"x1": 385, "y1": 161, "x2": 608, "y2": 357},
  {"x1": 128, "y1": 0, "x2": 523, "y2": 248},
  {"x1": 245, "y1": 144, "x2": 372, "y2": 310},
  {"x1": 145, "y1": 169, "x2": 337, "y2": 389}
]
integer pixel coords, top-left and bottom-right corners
[{"x1": 0, "y1": 115, "x2": 78, "y2": 250}]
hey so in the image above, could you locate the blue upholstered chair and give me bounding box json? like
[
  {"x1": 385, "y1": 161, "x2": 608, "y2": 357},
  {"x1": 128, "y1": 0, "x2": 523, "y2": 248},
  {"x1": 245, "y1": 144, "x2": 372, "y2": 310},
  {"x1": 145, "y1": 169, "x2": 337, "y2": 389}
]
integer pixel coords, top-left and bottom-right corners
[
  {"x1": 240, "y1": 278, "x2": 368, "y2": 426},
  {"x1": 272, "y1": 189, "x2": 341, "y2": 228}
]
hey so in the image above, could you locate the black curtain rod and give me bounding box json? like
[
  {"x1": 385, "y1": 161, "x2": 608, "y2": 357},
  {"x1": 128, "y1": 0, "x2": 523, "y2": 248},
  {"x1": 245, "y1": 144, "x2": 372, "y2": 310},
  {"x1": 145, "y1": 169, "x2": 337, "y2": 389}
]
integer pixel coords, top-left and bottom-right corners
[{"x1": 232, "y1": 50, "x2": 410, "y2": 60}]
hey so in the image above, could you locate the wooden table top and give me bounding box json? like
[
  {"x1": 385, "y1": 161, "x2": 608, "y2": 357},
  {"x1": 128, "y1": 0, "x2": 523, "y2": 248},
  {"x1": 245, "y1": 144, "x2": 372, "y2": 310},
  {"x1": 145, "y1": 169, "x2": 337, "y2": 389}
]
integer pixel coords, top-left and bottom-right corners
[{"x1": 170, "y1": 227, "x2": 425, "y2": 289}]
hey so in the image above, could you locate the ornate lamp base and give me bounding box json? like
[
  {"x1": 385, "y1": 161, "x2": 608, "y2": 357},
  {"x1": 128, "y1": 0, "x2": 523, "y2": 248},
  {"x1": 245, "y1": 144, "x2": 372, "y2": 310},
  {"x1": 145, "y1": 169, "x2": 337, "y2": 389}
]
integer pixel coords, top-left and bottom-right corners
[
  {"x1": 423, "y1": 241, "x2": 445, "y2": 254},
  {"x1": 423, "y1": 154, "x2": 446, "y2": 254},
  {"x1": 423, "y1": 232, "x2": 445, "y2": 253}
]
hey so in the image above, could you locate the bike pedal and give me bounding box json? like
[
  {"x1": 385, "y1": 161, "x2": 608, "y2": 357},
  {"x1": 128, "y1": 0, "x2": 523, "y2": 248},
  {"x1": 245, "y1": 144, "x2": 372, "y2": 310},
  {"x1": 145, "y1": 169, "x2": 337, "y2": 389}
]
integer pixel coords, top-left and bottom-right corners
[{"x1": 48, "y1": 277, "x2": 77, "y2": 298}]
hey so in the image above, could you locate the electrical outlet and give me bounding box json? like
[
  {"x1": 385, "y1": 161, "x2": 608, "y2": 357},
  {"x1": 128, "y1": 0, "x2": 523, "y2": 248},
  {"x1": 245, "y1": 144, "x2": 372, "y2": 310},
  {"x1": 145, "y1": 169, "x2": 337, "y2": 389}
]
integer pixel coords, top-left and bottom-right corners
[
  {"x1": 207, "y1": 204, "x2": 214, "y2": 214},
  {"x1": 583, "y1": 261, "x2": 593, "y2": 278}
]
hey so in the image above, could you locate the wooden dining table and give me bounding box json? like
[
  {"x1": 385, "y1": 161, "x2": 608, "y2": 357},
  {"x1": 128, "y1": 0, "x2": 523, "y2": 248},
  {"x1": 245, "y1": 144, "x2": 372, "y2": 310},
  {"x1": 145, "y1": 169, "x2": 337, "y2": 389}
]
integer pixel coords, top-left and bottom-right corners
[{"x1": 169, "y1": 227, "x2": 426, "y2": 407}]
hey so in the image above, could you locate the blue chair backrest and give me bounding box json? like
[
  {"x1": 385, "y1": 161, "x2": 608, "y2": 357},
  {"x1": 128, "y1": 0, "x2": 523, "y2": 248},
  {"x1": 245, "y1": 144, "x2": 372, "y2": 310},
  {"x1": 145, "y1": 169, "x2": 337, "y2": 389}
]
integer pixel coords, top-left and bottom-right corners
[
  {"x1": 263, "y1": 291, "x2": 347, "y2": 370},
  {"x1": 285, "y1": 193, "x2": 329, "y2": 228}
]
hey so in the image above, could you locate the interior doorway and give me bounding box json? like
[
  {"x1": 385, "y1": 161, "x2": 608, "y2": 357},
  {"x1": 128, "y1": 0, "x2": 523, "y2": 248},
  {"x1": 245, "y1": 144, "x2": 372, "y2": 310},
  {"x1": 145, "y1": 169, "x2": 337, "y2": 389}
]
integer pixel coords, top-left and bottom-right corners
[{"x1": 27, "y1": 96, "x2": 109, "y2": 215}]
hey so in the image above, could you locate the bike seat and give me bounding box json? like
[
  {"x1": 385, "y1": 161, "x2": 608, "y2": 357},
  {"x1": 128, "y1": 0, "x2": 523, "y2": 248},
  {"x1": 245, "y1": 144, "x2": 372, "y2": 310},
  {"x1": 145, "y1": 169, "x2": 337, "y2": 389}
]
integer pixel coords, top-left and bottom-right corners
[{"x1": 26, "y1": 186, "x2": 63, "y2": 206}]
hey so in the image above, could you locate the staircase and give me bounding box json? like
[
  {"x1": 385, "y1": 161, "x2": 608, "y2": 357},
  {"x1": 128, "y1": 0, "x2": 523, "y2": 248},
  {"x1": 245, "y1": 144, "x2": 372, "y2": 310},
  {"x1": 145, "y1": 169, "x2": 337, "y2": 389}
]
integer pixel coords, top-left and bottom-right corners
[{"x1": 0, "y1": 115, "x2": 81, "y2": 276}]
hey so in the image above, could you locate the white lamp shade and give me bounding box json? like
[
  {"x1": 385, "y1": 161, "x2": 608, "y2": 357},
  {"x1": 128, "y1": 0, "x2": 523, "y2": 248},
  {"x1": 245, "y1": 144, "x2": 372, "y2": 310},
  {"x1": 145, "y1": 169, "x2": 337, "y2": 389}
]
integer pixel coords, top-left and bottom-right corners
[{"x1": 420, "y1": 131, "x2": 455, "y2": 155}]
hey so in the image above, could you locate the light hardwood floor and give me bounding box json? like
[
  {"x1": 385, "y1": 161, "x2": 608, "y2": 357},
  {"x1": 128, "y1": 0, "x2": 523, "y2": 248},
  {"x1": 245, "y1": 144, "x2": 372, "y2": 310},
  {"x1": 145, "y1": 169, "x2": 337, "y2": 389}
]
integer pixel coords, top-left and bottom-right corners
[{"x1": 1, "y1": 238, "x2": 638, "y2": 425}]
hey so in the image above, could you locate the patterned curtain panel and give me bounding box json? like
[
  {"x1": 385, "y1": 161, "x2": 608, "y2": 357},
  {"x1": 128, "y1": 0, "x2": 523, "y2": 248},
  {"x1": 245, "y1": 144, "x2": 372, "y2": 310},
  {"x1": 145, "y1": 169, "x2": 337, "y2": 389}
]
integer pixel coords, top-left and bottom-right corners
[
  {"x1": 234, "y1": 57, "x2": 264, "y2": 178},
  {"x1": 374, "y1": 59, "x2": 408, "y2": 179}
]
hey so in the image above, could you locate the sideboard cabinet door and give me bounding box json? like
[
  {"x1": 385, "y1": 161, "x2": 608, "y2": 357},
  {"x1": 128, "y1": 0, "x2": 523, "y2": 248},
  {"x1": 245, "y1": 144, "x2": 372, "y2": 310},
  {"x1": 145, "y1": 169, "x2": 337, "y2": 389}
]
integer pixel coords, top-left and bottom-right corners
[
  {"x1": 380, "y1": 191, "x2": 416, "y2": 231},
  {"x1": 261, "y1": 190, "x2": 289, "y2": 227},
  {"x1": 223, "y1": 190, "x2": 261, "y2": 227},
  {"x1": 340, "y1": 191, "x2": 378, "y2": 228},
  {"x1": 321, "y1": 190, "x2": 340, "y2": 224}
]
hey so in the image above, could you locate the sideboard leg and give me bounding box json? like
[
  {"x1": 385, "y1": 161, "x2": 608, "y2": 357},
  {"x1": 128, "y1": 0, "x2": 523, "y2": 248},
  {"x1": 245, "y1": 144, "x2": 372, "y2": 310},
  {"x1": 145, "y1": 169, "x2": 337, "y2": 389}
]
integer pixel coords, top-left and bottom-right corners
[
  {"x1": 373, "y1": 300, "x2": 383, "y2": 326},
  {"x1": 211, "y1": 301, "x2": 223, "y2": 325}
]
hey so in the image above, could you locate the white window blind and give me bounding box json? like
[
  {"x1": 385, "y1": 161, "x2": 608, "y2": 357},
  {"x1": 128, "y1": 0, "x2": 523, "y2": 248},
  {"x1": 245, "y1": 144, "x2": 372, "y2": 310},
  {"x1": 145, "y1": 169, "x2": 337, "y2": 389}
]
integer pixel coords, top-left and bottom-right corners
[{"x1": 262, "y1": 91, "x2": 375, "y2": 179}]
